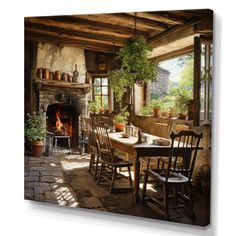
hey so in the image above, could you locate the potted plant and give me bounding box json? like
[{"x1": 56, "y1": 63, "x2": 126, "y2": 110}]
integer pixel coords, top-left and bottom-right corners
[
  {"x1": 113, "y1": 108, "x2": 129, "y2": 132},
  {"x1": 139, "y1": 107, "x2": 151, "y2": 116},
  {"x1": 169, "y1": 106, "x2": 177, "y2": 118},
  {"x1": 161, "y1": 108, "x2": 169, "y2": 118},
  {"x1": 109, "y1": 36, "x2": 158, "y2": 103},
  {"x1": 25, "y1": 111, "x2": 46, "y2": 157},
  {"x1": 174, "y1": 89, "x2": 191, "y2": 119},
  {"x1": 88, "y1": 101, "x2": 100, "y2": 114},
  {"x1": 150, "y1": 99, "x2": 162, "y2": 116}
]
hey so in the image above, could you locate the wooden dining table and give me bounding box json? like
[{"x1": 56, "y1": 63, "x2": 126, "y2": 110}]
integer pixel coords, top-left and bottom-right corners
[{"x1": 109, "y1": 131, "x2": 198, "y2": 203}]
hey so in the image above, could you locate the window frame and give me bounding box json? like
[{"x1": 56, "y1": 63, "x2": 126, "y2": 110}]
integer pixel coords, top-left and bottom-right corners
[{"x1": 92, "y1": 75, "x2": 110, "y2": 109}]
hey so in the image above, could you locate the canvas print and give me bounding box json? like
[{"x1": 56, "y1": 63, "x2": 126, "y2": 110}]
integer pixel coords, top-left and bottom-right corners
[{"x1": 24, "y1": 9, "x2": 213, "y2": 226}]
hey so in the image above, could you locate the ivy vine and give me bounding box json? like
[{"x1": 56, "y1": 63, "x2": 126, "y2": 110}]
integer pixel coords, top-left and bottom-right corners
[{"x1": 109, "y1": 36, "x2": 158, "y2": 102}]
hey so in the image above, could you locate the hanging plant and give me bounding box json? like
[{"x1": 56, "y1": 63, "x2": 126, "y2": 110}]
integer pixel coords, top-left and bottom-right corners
[{"x1": 109, "y1": 36, "x2": 158, "y2": 102}]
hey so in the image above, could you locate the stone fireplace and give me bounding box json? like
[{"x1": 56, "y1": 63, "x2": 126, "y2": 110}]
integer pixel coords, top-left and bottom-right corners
[{"x1": 38, "y1": 87, "x2": 87, "y2": 148}]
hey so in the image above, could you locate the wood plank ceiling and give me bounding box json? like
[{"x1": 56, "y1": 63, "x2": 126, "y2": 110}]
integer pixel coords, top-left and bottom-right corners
[{"x1": 25, "y1": 9, "x2": 213, "y2": 60}]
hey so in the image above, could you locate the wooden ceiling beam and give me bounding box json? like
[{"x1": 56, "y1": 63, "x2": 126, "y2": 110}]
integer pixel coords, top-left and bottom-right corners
[
  {"x1": 25, "y1": 21, "x2": 125, "y2": 46},
  {"x1": 148, "y1": 17, "x2": 212, "y2": 47},
  {"x1": 25, "y1": 32, "x2": 119, "y2": 53},
  {"x1": 73, "y1": 13, "x2": 167, "y2": 31},
  {"x1": 170, "y1": 9, "x2": 212, "y2": 19},
  {"x1": 47, "y1": 15, "x2": 147, "y2": 38},
  {"x1": 128, "y1": 12, "x2": 185, "y2": 25},
  {"x1": 150, "y1": 45, "x2": 194, "y2": 62},
  {"x1": 25, "y1": 16, "x2": 147, "y2": 38},
  {"x1": 111, "y1": 13, "x2": 169, "y2": 31}
]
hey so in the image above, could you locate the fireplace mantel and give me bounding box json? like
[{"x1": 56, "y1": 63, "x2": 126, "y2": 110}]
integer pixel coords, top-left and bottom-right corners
[{"x1": 34, "y1": 79, "x2": 91, "y2": 94}]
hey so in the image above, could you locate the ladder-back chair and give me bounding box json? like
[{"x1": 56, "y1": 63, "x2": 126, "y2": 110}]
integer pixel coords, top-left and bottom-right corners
[
  {"x1": 142, "y1": 130, "x2": 203, "y2": 221},
  {"x1": 96, "y1": 123, "x2": 133, "y2": 193}
]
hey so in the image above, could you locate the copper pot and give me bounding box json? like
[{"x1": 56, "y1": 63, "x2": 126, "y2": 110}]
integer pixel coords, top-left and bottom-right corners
[
  {"x1": 62, "y1": 73, "x2": 68, "y2": 82},
  {"x1": 68, "y1": 75, "x2": 73, "y2": 82},
  {"x1": 54, "y1": 71, "x2": 61, "y2": 80},
  {"x1": 49, "y1": 71, "x2": 54, "y2": 80},
  {"x1": 36, "y1": 68, "x2": 43, "y2": 78},
  {"x1": 43, "y1": 68, "x2": 50, "y2": 80}
]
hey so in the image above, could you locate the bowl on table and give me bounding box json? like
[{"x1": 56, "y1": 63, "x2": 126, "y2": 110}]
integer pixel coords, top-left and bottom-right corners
[
  {"x1": 121, "y1": 133, "x2": 130, "y2": 138},
  {"x1": 152, "y1": 138, "x2": 170, "y2": 146}
]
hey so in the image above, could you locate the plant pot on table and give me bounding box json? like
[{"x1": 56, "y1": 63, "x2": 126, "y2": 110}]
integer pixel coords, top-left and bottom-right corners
[
  {"x1": 153, "y1": 108, "x2": 161, "y2": 117},
  {"x1": 115, "y1": 123, "x2": 125, "y2": 132}
]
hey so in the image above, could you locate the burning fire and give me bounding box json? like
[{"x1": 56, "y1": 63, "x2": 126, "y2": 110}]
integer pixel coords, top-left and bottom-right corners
[{"x1": 56, "y1": 110, "x2": 64, "y2": 132}]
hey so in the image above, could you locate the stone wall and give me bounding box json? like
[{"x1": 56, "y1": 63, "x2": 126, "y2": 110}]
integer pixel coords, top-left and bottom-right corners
[
  {"x1": 39, "y1": 89, "x2": 87, "y2": 116},
  {"x1": 150, "y1": 67, "x2": 170, "y2": 96},
  {"x1": 36, "y1": 43, "x2": 87, "y2": 82}
]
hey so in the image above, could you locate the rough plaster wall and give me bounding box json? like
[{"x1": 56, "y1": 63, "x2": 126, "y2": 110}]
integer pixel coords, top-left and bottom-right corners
[
  {"x1": 134, "y1": 84, "x2": 144, "y2": 114},
  {"x1": 36, "y1": 43, "x2": 87, "y2": 81}
]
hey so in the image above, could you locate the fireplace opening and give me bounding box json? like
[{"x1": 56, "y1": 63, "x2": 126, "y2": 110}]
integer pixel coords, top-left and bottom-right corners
[{"x1": 46, "y1": 104, "x2": 78, "y2": 148}]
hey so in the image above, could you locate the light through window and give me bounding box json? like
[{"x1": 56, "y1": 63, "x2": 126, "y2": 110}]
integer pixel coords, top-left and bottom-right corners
[{"x1": 93, "y1": 77, "x2": 108, "y2": 109}]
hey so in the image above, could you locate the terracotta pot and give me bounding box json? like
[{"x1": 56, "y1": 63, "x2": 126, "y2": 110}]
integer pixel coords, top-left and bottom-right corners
[
  {"x1": 54, "y1": 71, "x2": 61, "y2": 80},
  {"x1": 153, "y1": 108, "x2": 161, "y2": 117},
  {"x1": 36, "y1": 68, "x2": 43, "y2": 78},
  {"x1": 115, "y1": 123, "x2": 125, "y2": 132},
  {"x1": 178, "y1": 113, "x2": 187, "y2": 119},
  {"x1": 31, "y1": 140, "x2": 44, "y2": 157},
  {"x1": 68, "y1": 75, "x2": 73, "y2": 82},
  {"x1": 43, "y1": 68, "x2": 49, "y2": 80},
  {"x1": 49, "y1": 71, "x2": 54, "y2": 80},
  {"x1": 62, "y1": 73, "x2": 68, "y2": 82}
]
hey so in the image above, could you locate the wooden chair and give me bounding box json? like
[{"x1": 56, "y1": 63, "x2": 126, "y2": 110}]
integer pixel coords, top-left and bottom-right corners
[
  {"x1": 141, "y1": 120, "x2": 173, "y2": 173},
  {"x1": 86, "y1": 118, "x2": 100, "y2": 179},
  {"x1": 96, "y1": 123, "x2": 133, "y2": 193},
  {"x1": 157, "y1": 121, "x2": 190, "y2": 170},
  {"x1": 141, "y1": 130, "x2": 203, "y2": 221}
]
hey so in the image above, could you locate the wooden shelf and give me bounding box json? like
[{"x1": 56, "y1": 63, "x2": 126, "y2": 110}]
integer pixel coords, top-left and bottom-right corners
[{"x1": 34, "y1": 78, "x2": 91, "y2": 94}]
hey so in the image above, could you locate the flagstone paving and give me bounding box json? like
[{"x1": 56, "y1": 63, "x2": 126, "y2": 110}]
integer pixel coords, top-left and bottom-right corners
[{"x1": 24, "y1": 148, "x2": 210, "y2": 225}]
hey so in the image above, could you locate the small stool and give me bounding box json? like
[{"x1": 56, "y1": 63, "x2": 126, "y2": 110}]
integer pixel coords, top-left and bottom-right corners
[{"x1": 54, "y1": 135, "x2": 71, "y2": 148}]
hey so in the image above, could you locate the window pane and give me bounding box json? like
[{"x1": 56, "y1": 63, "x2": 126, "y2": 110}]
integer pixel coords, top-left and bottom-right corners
[
  {"x1": 94, "y1": 86, "x2": 101, "y2": 94},
  {"x1": 94, "y1": 78, "x2": 101, "y2": 86},
  {"x1": 102, "y1": 96, "x2": 108, "y2": 109},
  {"x1": 101, "y1": 78, "x2": 108, "y2": 86},
  {"x1": 95, "y1": 96, "x2": 101, "y2": 106},
  {"x1": 102, "y1": 86, "x2": 108, "y2": 95}
]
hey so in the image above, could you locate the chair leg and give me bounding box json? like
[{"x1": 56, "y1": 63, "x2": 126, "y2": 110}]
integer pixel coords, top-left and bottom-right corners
[
  {"x1": 110, "y1": 167, "x2": 116, "y2": 192},
  {"x1": 164, "y1": 184, "x2": 169, "y2": 220},
  {"x1": 88, "y1": 153, "x2": 94, "y2": 173},
  {"x1": 94, "y1": 154, "x2": 100, "y2": 179},
  {"x1": 141, "y1": 172, "x2": 149, "y2": 203},
  {"x1": 127, "y1": 166, "x2": 133, "y2": 192},
  {"x1": 173, "y1": 186, "x2": 177, "y2": 206},
  {"x1": 97, "y1": 162, "x2": 104, "y2": 185},
  {"x1": 188, "y1": 183, "x2": 195, "y2": 222}
]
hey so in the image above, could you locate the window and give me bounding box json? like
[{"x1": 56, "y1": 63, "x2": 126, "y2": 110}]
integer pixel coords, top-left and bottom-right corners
[
  {"x1": 93, "y1": 77, "x2": 109, "y2": 109},
  {"x1": 200, "y1": 43, "x2": 213, "y2": 122}
]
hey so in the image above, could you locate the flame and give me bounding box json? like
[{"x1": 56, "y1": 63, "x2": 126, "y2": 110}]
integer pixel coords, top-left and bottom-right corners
[{"x1": 56, "y1": 110, "x2": 64, "y2": 131}]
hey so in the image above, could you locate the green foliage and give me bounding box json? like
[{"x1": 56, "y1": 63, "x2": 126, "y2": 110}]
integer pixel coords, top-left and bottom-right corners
[
  {"x1": 109, "y1": 69, "x2": 130, "y2": 102},
  {"x1": 179, "y1": 58, "x2": 193, "y2": 91},
  {"x1": 25, "y1": 111, "x2": 46, "y2": 141},
  {"x1": 109, "y1": 36, "x2": 158, "y2": 101},
  {"x1": 139, "y1": 107, "x2": 151, "y2": 116},
  {"x1": 88, "y1": 101, "x2": 101, "y2": 113},
  {"x1": 174, "y1": 89, "x2": 191, "y2": 114},
  {"x1": 150, "y1": 99, "x2": 163, "y2": 109},
  {"x1": 113, "y1": 107, "x2": 129, "y2": 124},
  {"x1": 178, "y1": 53, "x2": 194, "y2": 67}
]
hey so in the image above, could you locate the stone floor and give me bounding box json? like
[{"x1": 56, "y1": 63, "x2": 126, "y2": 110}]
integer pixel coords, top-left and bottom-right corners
[{"x1": 24, "y1": 148, "x2": 210, "y2": 226}]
